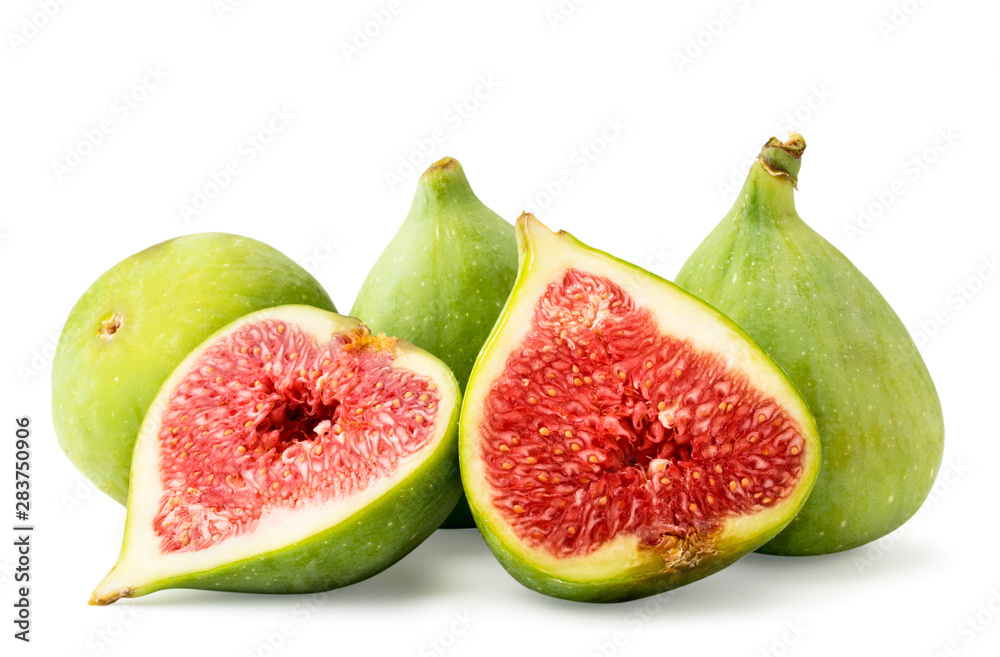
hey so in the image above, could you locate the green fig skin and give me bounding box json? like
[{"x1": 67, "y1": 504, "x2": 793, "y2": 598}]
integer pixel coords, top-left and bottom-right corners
[
  {"x1": 483, "y1": 532, "x2": 761, "y2": 604},
  {"x1": 675, "y1": 140, "x2": 944, "y2": 555},
  {"x1": 52, "y1": 234, "x2": 336, "y2": 505},
  {"x1": 351, "y1": 157, "x2": 517, "y2": 528}
]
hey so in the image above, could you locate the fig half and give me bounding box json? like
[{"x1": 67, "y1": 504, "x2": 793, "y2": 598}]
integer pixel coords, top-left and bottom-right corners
[
  {"x1": 91, "y1": 306, "x2": 460, "y2": 604},
  {"x1": 460, "y1": 215, "x2": 820, "y2": 602}
]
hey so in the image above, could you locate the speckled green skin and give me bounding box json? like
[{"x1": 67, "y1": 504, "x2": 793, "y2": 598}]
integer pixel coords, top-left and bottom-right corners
[
  {"x1": 676, "y1": 157, "x2": 944, "y2": 555},
  {"x1": 52, "y1": 234, "x2": 335, "y2": 504},
  {"x1": 352, "y1": 158, "x2": 517, "y2": 528}
]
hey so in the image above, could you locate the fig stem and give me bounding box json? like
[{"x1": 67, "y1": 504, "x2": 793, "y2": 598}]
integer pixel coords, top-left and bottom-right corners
[
  {"x1": 734, "y1": 154, "x2": 799, "y2": 226},
  {"x1": 758, "y1": 133, "x2": 806, "y2": 188}
]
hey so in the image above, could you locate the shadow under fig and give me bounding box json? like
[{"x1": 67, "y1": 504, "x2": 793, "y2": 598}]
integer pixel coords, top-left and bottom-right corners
[{"x1": 119, "y1": 529, "x2": 944, "y2": 612}]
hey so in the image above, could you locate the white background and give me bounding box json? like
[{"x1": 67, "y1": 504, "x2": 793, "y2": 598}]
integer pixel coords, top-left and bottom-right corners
[{"x1": 2, "y1": 1, "x2": 998, "y2": 655}]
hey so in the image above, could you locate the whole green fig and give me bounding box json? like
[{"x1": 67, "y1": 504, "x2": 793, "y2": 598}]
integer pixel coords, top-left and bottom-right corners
[
  {"x1": 53, "y1": 233, "x2": 335, "y2": 504},
  {"x1": 675, "y1": 134, "x2": 944, "y2": 555},
  {"x1": 351, "y1": 157, "x2": 517, "y2": 527}
]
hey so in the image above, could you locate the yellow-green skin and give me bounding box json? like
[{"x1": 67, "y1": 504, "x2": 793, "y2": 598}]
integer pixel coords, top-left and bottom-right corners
[
  {"x1": 676, "y1": 145, "x2": 944, "y2": 555},
  {"x1": 352, "y1": 157, "x2": 517, "y2": 528},
  {"x1": 52, "y1": 233, "x2": 335, "y2": 504}
]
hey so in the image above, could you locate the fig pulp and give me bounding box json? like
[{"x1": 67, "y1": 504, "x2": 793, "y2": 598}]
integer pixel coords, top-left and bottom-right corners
[
  {"x1": 352, "y1": 157, "x2": 517, "y2": 527},
  {"x1": 676, "y1": 134, "x2": 944, "y2": 555},
  {"x1": 460, "y1": 215, "x2": 820, "y2": 602},
  {"x1": 91, "y1": 306, "x2": 461, "y2": 604},
  {"x1": 53, "y1": 233, "x2": 335, "y2": 504}
]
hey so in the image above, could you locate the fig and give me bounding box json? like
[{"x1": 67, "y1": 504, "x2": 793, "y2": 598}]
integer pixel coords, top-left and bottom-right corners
[
  {"x1": 459, "y1": 214, "x2": 820, "y2": 602},
  {"x1": 675, "y1": 134, "x2": 944, "y2": 555},
  {"x1": 53, "y1": 233, "x2": 335, "y2": 504},
  {"x1": 90, "y1": 305, "x2": 461, "y2": 605},
  {"x1": 352, "y1": 157, "x2": 517, "y2": 528}
]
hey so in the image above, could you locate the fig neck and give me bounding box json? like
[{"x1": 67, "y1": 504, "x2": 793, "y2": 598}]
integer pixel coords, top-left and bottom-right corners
[{"x1": 408, "y1": 157, "x2": 481, "y2": 222}]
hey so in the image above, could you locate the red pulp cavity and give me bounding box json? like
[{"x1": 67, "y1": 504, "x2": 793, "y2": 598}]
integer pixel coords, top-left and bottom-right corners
[
  {"x1": 480, "y1": 270, "x2": 806, "y2": 558},
  {"x1": 153, "y1": 320, "x2": 440, "y2": 553}
]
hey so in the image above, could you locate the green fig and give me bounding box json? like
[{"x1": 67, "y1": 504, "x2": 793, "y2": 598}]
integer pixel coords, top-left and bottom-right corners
[
  {"x1": 675, "y1": 134, "x2": 944, "y2": 555},
  {"x1": 91, "y1": 306, "x2": 461, "y2": 604},
  {"x1": 460, "y1": 214, "x2": 820, "y2": 602},
  {"x1": 53, "y1": 233, "x2": 336, "y2": 504},
  {"x1": 352, "y1": 157, "x2": 517, "y2": 528}
]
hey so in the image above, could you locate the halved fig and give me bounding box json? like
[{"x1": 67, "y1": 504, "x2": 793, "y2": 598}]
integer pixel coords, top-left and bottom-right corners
[
  {"x1": 460, "y1": 215, "x2": 820, "y2": 602},
  {"x1": 91, "y1": 306, "x2": 460, "y2": 605}
]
